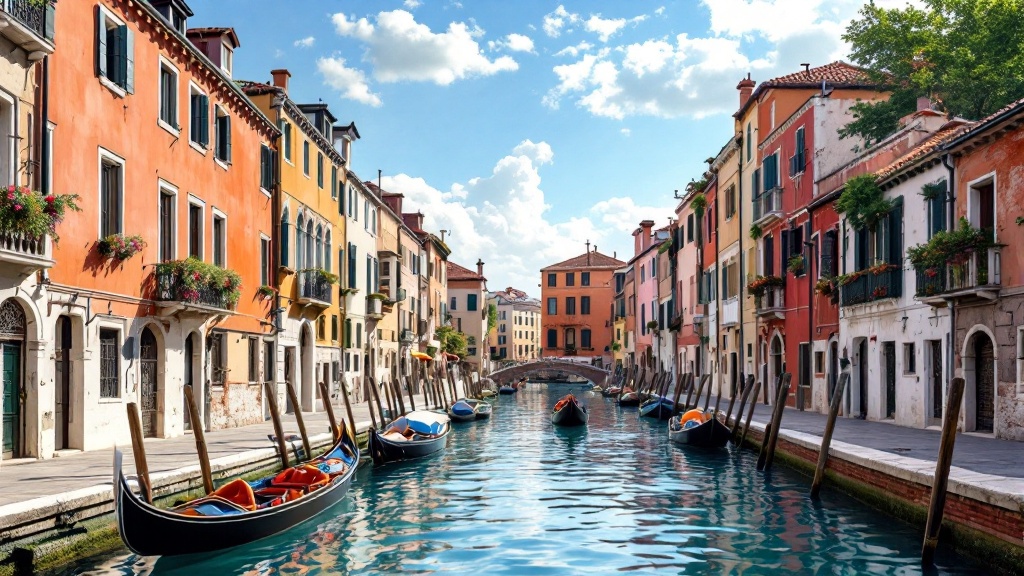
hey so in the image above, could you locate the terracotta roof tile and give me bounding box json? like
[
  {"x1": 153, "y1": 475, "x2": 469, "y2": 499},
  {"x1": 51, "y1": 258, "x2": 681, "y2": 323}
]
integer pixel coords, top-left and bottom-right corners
[
  {"x1": 944, "y1": 96, "x2": 1024, "y2": 148},
  {"x1": 875, "y1": 122, "x2": 973, "y2": 181},
  {"x1": 238, "y1": 80, "x2": 278, "y2": 96},
  {"x1": 760, "y1": 61, "x2": 874, "y2": 88},
  {"x1": 541, "y1": 251, "x2": 626, "y2": 271},
  {"x1": 447, "y1": 260, "x2": 485, "y2": 281}
]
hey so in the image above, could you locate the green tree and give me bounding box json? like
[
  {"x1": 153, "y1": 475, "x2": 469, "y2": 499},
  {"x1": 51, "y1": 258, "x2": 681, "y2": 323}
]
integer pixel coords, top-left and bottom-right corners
[
  {"x1": 487, "y1": 303, "x2": 497, "y2": 334},
  {"x1": 841, "y1": 0, "x2": 1024, "y2": 145},
  {"x1": 435, "y1": 325, "x2": 468, "y2": 358}
]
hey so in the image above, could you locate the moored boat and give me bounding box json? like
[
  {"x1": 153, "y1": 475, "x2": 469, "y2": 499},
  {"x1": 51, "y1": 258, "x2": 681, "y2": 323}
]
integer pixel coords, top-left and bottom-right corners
[
  {"x1": 368, "y1": 411, "x2": 451, "y2": 465},
  {"x1": 464, "y1": 398, "x2": 492, "y2": 419},
  {"x1": 551, "y1": 393, "x2": 588, "y2": 426},
  {"x1": 114, "y1": 423, "x2": 359, "y2": 557},
  {"x1": 447, "y1": 399, "x2": 477, "y2": 422},
  {"x1": 601, "y1": 386, "x2": 621, "y2": 397},
  {"x1": 639, "y1": 396, "x2": 675, "y2": 420},
  {"x1": 617, "y1": 389, "x2": 640, "y2": 407},
  {"x1": 498, "y1": 384, "x2": 517, "y2": 394},
  {"x1": 668, "y1": 409, "x2": 731, "y2": 449}
]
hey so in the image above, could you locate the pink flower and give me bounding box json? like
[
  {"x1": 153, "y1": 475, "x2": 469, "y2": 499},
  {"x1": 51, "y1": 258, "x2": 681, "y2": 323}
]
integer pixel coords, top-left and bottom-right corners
[
  {"x1": 13, "y1": 204, "x2": 22, "y2": 211},
  {"x1": 6, "y1": 192, "x2": 13, "y2": 200},
  {"x1": 7, "y1": 185, "x2": 14, "y2": 193}
]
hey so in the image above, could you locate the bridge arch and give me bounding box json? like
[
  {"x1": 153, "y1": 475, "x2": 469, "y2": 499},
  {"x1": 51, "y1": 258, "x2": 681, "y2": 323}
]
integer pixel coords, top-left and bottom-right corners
[{"x1": 490, "y1": 359, "x2": 611, "y2": 387}]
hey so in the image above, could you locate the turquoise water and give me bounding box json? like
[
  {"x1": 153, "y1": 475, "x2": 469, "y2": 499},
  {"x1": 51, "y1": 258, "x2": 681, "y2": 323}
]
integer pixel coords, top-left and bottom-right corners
[{"x1": 74, "y1": 383, "x2": 983, "y2": 575}]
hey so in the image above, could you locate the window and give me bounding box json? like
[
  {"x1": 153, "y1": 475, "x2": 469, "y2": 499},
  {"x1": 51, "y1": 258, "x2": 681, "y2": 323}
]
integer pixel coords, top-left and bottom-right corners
[
  {"x1": 547, "y1": 297, "x2": 557, "y2": 315},
  {"x1": 814, "y1": 351, "x2": 824, "y2": 374},
  {"x1": 468, "y1": 294, "x2": 478, "y2": 311},
  {"x1": 99, "y1": 328, "x2": 120, "y2": 398},
  {"x1": 212, "y1": 211, "x2": 226, "y2": 267},
  {"x1": 248, "y1": 337, "x2": 258, "y2": 382},
  {"x1": 260, "y1": 144, "x2": 274, "y2": 192},
  {"x1": 581, "y1": 272, "x2": 590, "y2": 286},
  {"x1": 927, "y1": 180, "x2": 947, "y2": 239},
  {"x1": 188, "y1": 201, "x2": 203, "y2": 259},
  {"x1": 687, "y1": 214, "x2": 694, "y2": 242},
  {"x1": 303, "y1": 141, "x2": 310, "y2": 176},
  {"x1": 565, "y1": 273, "x2": 575, "y2": 287},
  {"x1": 547, "y1": 273, "x2": 556, "y2": 287},
  {"x1": 581, "y1": 296, "x2": 591, "y2": 315},
  {"x1": 581, "y1": 329, "x2": 592, "y2": 349},
  {"x1": 158, "y1": 59, "x2": 178, "y2": 130},
  {"x1": 904, "y1": 343, "x2": 916, "y2": 374},
  {"x1": 281, "y1": 121, "x2": 292, "y2": 162},
  {"x1": 450, "y1": 296, "x2": 457, "y2": 311},
  {"x1": 99, "y1": 151, "x2": 124, "y2": 238},
  {"x1": 318, "y1": 316, "x2": 326, "y2": 340},
  {"x1": 214, "y1": 107, "x2": 231, "y2": 163},
  {"x1": 745, "y1": 123, "x2": 751, "y2": 160},
  {"x1": 790, "y1": 126, "x2": 806, "y2": 176},
  {"x1": 331, "y1": 315, "x2": 338, "y2": 342},
  {"x1": 820, "y1": 230, "x2": 837, "y2": 278},
  {"x1": 762, "y1": 153, "x2": 779, "y2": 191},
  {"x1": 97, "y1": 7, "x2": 134, "y2": 94},
  {"x1": 1017, "y1": 327, "x2": 1024, "y2": 396},
  {"x1": 158, "y1": 185, "x2": 175, "y2": 262},
  {"x1": 260, "y1": 235, "x2": 270, "y2": 286},
  {"x1": 565, "y1": 296, "x2": 576, "y2": 315},
  {"x1": 725, "y1": 185, "x2": 736, "y2": 219},
  {"x1": 546, "y1": 329, "x2": 557, "y2": 348},
  {"x1": 331, "y1": 166, "x2": 338, "y2": 200},
  {"x1": 640, "y1": 265, "x2": 645, "y2": 283},
  {"x1": 263, "y1": 340, "x2": 274, "y2": 383},
  {"x1": 348, "y1": 243, "x2": 357, "y2": 288},
  {"x1": 317, "y1": 152, "x2": 324, "y2": 188},
  {"x1": 189, "y1": 86, "x2": 209, "y2": 148},
  {"x1": 221, "y1": 43, "x2": 233, "y2": 77}
]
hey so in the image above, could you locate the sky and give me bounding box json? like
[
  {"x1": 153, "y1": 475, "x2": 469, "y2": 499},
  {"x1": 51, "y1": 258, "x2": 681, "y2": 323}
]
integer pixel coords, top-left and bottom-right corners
[{"x1": 199, "y1": 0, "x2": 914, "y2": 297}]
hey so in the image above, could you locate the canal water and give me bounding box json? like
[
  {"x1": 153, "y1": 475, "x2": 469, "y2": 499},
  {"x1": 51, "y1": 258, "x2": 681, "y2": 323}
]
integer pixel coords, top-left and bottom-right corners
[{"x1": 74, "y1": 383, "x2": 984, "y2": 575}]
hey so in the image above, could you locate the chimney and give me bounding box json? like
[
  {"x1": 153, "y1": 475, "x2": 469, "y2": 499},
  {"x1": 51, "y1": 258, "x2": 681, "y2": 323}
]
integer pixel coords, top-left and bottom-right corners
[
  {"x1": 917, "y1": 96, "x2": 933, "y2": 112},
  {"x1": 640, "y1": 219, "x2": 655, "y2": 251},
  {"x1": 476, "y1": 259, "x2": 484, "y2": 277},
  {"x1": 737, "y1": 73, "x2": 755, "y2": 110},
  {"x1": 271, "y1": 69, "x2": 291, "y2": 92}
]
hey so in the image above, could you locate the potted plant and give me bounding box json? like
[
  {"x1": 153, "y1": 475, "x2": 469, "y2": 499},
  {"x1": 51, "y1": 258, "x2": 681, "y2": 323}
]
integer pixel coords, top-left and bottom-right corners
[
  {"x1": 835, "y1": 174, "x2": 893, "y2": 231},
  {"x1": 340, "y1": 287, "x2": 359, "y2": 297},
  {"x1": 426, "y1": 345, "x2": 438, "y2": 356},
  {"x1": 646, "y1": 320, "x2": 659, "y2": 332},
  {"x1": 0, "y1": 186, "x2": 81, "y2": 244},
  {"x1": 98, "y1": 233, "x2": 147, "y2": 261},
  {"x1": 814, "y1": 277, "x2": 834, "y2": 296},
  {"x1": 155, "y1": 258, "x2": 242, "y2": 308},
  {"x1": 257, "y1": 285, "x2": 275, "y2": 301},
  {"x1": 749, "y1": 222, "x2": 762, "y2": 240},
  {"x1": 787, "y1": 254, "x2": 805, "y2": 274},
  {"x1": 872, "y1": 285, "x2": 888, "y2": 299},
  {"x1": 746, "y1": 275, "x2": 784, "y2": 299}
]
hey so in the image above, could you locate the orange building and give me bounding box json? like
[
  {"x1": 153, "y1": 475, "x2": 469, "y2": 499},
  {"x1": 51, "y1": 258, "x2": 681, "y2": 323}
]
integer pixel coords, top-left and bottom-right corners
[
  {"x1": 39, "y1": 0, "x2": 278, "y2": 456},
  {"x1": 540, "y1": 247, "x2": 624, "y2": 367}
]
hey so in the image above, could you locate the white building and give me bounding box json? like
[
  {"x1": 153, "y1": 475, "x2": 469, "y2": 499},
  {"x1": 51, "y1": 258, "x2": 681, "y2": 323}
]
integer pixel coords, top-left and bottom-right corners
[{"x1": 343, "y1": 176, "x2": 379, "y2": 397}]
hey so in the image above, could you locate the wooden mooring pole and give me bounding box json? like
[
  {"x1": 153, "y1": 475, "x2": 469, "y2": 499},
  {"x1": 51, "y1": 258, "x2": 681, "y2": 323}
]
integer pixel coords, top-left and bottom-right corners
[
  {"x1": 340, "y1": 378, "x2": 357, "y2": 439},
  {"x1": 760, "y1": 373, "x2": 792, "y2": 472},
  {"x1": 922, "y1": 377, "x2": 966, "y2": 566},
  {"x1": 730, "y1": 375, "x2": 754, "y2": 435},
  {"x1": 368, "y1": 376, "x2": 388, "y2": 425},
  {"x1": 365, "y1": 377, "x2": 379, "y2": 430},
  {"x1": 671, "y1": 373, "x2": 686, "y2": 414},
  {"x1": 403, "y1": 375, "x2": 417, "y2": 412},
  {"x1": 738, "y1": 380, "x2": 762, "y2": 447},
  {"x1": 682, "y1": 373, "x2": 696, "y2": 409},
  {"x1": 183, "y1": 386, "x2": 214, "y2": 494},
  {"x1": 318, "y1": 381, "x2": 340, "y2": 441},
  {"x1": 810, "y1": 372, "x2": 849, "y2": 498},
  {"x1": 262, "y1": 382, "x2": 290, "y2": 469},
  {"x1": 125, "y1": 403, "x2": 153, "y2": 503},
  {"x1": 285, "y1": 381, "x2": 312, "y2": 460},
  {"x1": 756, "y1": 374, "x2": 785, "y2": 468},
  {"x1": 690, "y1": 375, "x2": 708, "y2": 411}
]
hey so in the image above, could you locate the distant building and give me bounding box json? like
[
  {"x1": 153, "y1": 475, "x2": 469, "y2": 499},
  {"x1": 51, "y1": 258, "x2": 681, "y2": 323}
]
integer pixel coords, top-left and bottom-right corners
[
  {"x1": 447, "y1": 260, "x2": 489, "y2": 374},
  {"x1": 540, "y1": 247, "x2": 625, "y2": 368},
  {"x1": 488, "y1": 287, "x2": 541, "y2": 363}
]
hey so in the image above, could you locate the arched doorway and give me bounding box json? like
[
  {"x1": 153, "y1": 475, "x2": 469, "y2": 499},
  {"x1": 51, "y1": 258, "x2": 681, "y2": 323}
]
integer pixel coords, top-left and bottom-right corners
[
  {"x1": 140, "y1": 328, "x2": 159, "y2": 437},
  {"x1": 55, "y1": 316, "x2": 72, "y2": 449},
  {"x1": 300, "y1": 324, "x2": 314, "y2": 412},
  {"x1": 770, "y1": 334, "x2": 784, "y2": 404},
  {"x1": 0, "y1": 299, "x2": 25, "y2": 459},
  {"x1": 183, "y1": 332, "x2": 197, "y2": 431},
  {"x1": 967, "y1": 332, "x2": 995, "y2": 433}
]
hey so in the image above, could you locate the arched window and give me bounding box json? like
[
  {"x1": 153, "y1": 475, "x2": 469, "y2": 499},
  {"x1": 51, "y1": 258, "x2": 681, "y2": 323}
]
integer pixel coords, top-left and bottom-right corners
[
  {"x1": 280, "y1": 208, "x2": 290, "y2": 267},
  {"x1": 305, "y1": 220, "x2": 314, "y2": 269},
  {"x1": 315, "y1": 225, "x2": 323, "y2": 269},
  {"x1": 295, "y1": 213, "x2": 304, "y2": 269},
  {"x1": 325, "y1": 230, "x2": 332, "y2": 273}
]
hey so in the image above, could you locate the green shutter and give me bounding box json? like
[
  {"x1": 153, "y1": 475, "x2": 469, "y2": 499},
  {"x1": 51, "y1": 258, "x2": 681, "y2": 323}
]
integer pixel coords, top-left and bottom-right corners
[
  {"x1": 225, "y1": 115, "x2": 232, "y2": 162},
  {"x1": 888, "y1": 197, "x2": 904, "y2": 265},
  {"x1": 199, "y1": 96, "x2": 210, "y2": 146}
]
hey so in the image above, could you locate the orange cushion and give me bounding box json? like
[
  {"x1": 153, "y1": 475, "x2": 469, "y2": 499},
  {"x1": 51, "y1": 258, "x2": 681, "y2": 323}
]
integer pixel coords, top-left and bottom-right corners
[{"x1": 212, "y1": 479, "x2": 257, "y2": 511}]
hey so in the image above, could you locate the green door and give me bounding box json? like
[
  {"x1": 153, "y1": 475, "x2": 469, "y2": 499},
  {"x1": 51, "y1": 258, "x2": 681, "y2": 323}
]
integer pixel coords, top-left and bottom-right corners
[{"x1": 2, "y1": 342, "x2": 22, "y2": 459}]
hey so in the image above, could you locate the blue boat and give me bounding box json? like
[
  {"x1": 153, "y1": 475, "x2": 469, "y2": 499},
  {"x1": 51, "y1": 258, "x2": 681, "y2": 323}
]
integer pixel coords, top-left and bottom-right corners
[
  {"x1": 447, "y1": 400, "x2": 477, "y2": 422},
  {"x1": 639, "y1": 396, "x2": 675, "y2": 420},
  {"x1": 498, "y1": 385, "x2": 517, "y2": 394}
]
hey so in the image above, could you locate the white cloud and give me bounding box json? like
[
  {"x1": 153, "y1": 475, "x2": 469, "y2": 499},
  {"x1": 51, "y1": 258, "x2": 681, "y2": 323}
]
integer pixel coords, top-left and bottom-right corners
[
  {"x1": 404, "y1": 0, "x2": 421, "y2": 8},
  {"x1": 317, "y1": 56, "x2": 383, "y2": 107},
  {"x1": 293, "y1": 36, "x2": 315, "y2": 48},
  {"x1": 543, "y1": 5, "x2": 580, "y2": 38},
  {"x1": 331, "y1": 10, "x2": 518, "y2": 85},
  {"x1": 655, "y1": 6, "x2": 666, "y2": 16},
  {"x1": 621, "y1": 128, "x2": 631, "y2": 137},
  {"x1": 505, "y1": 33, "x2": 535, "y2": 53},
  {"x1": 585, "y1": 13, "x2": 647, "y2": 43},
  {"x1": 380, "y1": 141, "x2": 665, "y2": 293},
  {"x1": 554, "y1": 41, "x2": 594, "y2": 58}
]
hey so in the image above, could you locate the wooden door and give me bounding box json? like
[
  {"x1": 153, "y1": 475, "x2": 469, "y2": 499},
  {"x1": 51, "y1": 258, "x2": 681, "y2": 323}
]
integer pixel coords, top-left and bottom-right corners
[
  {"x1": 930, "y1": 340, "x2": 943, "y2": 420},
  {"x1": 55, "y1": 317, "x2": 71, "y2": 449},
  {"x1": 284, "y1": 347, "x2": 295, "y2": 414},
  {"x1": 858, "y1": 340, "x2": 868, "y2": 418},
  {"x1": 183, "y1": 334, "x2": 194, "y2": 431},
  {"x1": 2, "y1": 342, "x2": 20, "y2": 459},
  {"x1": 140, "y1": 328, "x2": 158, "y2": 437},
  {"x1": 975, "y1": 335, "x2": 995, "y2": 432},
  {"x1": 884, "y1": 342, "x2": 896, "y2": 419}
]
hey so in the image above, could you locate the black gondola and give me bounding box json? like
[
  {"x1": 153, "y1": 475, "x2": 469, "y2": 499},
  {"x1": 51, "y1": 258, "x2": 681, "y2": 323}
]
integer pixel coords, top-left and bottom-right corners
[
  {"x1": 551, "y1": 393, "x2": 588, "y2": 426},
  {"x1": 668, "y1": 410, "x2": 731, "y2": 449},
  {"x1": 114, "y1": 422, "x2": 359, "y2": 557},
  {"x1": 639, "y1": 396, "x2": 675, "y2": 420},
  {"x1": 617, "y1": 390, "x2": 640, "y2": 407},
  {"x1": 367, "y1": 410, "x2": 451, "y2": 465}
]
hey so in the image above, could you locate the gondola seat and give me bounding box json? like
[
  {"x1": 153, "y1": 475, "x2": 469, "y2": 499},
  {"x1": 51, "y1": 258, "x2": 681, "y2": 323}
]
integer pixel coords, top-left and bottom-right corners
[
  {"x1": 271, "y1": 465, "x2": 330, "y2": 492},
  {"x1": 212, "y1": 478, "x2": 257, "y2": 511}
]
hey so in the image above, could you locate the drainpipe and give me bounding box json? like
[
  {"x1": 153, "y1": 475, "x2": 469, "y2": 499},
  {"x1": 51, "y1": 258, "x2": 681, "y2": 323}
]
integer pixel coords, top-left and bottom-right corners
[
  {"x1": 736, "y1": 137, "x2": 745, "y2": 398},
  {"x1": 40, "y1": 56, "x2": 49, "y2": 194},
  {"x1": 714, "y1": 174, "x2": 721, "y2": 396},
  {"x1": 942, "y1": 153, "x2": 956, "y2": 392}
]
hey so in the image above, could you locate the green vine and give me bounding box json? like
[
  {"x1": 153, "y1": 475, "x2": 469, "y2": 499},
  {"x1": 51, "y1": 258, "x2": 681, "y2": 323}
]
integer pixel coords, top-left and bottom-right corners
[
  {"x1": 691, "y1": 193, "x2": 707, "y2": 218},
  {"x1": 920, "y1": 181, "x2": 946, "y2": 201},
  {"x1": 749, "y1": 222, "x2": 762, "y2": 240},
  {"x1": 787, "y1": 254, "x2": 805, "y2": 273},
  {"x1": 155, "y1": 258, "x2": 242, "y2": 307},
  {"x1": 835, "y1": 174, "x2": 892, "y2": 231}
]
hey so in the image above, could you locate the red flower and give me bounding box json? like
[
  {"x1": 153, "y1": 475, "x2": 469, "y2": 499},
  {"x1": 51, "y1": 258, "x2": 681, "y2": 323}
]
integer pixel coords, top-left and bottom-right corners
[
  {"x1": 6, "y1": 185, "x2": 14, "y2": 193},
  {"x1": 45, "y1": 195, "x2": 55, "y2": 204}
]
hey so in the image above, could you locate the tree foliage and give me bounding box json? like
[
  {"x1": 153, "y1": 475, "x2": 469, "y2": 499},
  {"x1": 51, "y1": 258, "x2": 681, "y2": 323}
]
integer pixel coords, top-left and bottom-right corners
[
  {"x1": 841, "y1": 0, "x2": 1024, "y2": 145},
  {"x1": 487, "y1": 303, "x2": 497, "y2": 334},
  {"x1": 435, "y1": 325, "x2": 468, "y2": 358},
  {"x1": 834, "y1": 174, "x2": 892, "y2": 231}
]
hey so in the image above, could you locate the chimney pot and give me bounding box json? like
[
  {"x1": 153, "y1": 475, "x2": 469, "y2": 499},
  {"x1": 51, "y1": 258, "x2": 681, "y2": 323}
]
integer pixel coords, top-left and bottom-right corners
[
  {"x1": 271, "y1": 69, "x2": 291, "y2": 92},
  {"x1": 476, "y1": 259, "x2": 484, "y2": 276},
  {"x1": 917, "y1": 96, "x2": 933, "y2": 112},
  {"x1": 737, "y1": 73, "x2": 756, "y2": 110}
]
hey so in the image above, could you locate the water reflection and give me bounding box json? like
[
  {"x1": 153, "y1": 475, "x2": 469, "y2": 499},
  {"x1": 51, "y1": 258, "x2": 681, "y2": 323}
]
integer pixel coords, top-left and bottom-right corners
[{"x1": 70, "y1": 383, "x2": 983, "y2": 575}]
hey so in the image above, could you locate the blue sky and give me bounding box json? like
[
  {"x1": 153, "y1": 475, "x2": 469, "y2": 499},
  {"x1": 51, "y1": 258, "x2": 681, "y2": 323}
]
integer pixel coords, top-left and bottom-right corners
[{"x1": 199, "y1": 0, "x2": 910, "y2": 296}]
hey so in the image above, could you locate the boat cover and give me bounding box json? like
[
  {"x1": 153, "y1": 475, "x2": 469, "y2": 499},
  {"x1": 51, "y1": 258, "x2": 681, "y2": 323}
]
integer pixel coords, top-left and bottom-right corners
[{"x1": 451, "y1": 401, "x2": 475, "y2": 416}]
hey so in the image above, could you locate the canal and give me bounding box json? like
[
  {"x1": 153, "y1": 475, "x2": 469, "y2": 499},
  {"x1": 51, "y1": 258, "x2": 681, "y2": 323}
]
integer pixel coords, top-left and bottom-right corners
[{"x1": 73, "y1": 383, "x2": 984, "y2": 575}]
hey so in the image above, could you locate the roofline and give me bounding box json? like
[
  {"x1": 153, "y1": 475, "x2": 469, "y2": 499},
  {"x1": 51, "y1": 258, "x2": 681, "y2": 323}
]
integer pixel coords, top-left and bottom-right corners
[{"x1": 944, "y1": 100, "x2": 1024, "y2": 152}]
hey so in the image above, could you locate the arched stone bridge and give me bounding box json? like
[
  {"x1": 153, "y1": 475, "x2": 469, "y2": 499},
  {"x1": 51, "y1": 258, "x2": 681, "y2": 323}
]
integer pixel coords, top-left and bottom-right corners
[{"x1": 490, "y1": 359, "x2": 612, "y2": 387}]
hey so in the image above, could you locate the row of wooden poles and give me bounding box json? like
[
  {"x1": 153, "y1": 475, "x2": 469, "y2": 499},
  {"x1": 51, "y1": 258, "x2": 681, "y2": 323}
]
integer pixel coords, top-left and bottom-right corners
[
  {"x1": 124, "y1": 361, "x2": 476, "y2": 506},
  {"x1": 611, "y1": 360, "x2": 966, "y2": 566}
]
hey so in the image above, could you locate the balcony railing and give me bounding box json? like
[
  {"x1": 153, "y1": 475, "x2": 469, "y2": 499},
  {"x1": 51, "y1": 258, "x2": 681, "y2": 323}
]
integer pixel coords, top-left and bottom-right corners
[
  {"x1": 155, "y1": 270, "x2": 232, "y2": 311},
  {"x1": 0, "y1": 0, "x2": 55, "y2": 51},
  {"x1": 755, "y1": 285, "x2": 785, "y2": 318},
  {"x1": 298, "y1": 269, "x2": 332, "y2": 306},
  {"x1": 840, "y1": 265, "x2": 902, "y2": 307},
  {"x1": 721, "y1": 297, "x2": 739, "y2": 326},
  {"x1": 752, "y1": 187, "x2": 783, "y2": 224},
  {"x1": 915, "y1": 246, "x2": 1001, "y2": 302},
  {"x1": 400, "y1": 329, "x2": 415, "y2": 344},
  {"x1": 0, "y1": 231, "x2": 53, "y2": 273}
]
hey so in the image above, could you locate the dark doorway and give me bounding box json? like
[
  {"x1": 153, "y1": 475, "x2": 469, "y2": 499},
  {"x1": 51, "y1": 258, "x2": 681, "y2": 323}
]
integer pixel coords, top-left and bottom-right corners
[
  {"x1": 55, "y1": 316, "x2": 72, "y2": 449},
  {"x1": 930, "y1": 340, "x2": 943, "y2": 420},
  {"x1": 184, "y1": 333, "x2": 195, "y2": 431},
  {"x1": 883, "y1": 341, "x2": 896, "y2": 419},
  {"x1": 285, "y1": 347, "x2": 296, "y2": 414},
  {"x1": 974, "y1": 334, "x2": 995, "y2": 433},
  {"x1": 140, "y1": 328, "x2": 159, "y2": 437},
  {"x1": 828, "y1": 341, "x2": 839, "y2": 404},
  {"x1": 858, "y1": 339, "x2": 868, "y2": 418},
  {"x1": 2, "y1": 342, "x2": 21, "y2": 459}
]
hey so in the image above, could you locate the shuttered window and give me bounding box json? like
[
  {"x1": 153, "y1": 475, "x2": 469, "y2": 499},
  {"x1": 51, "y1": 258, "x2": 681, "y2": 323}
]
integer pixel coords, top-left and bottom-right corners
[
  {"x1": 215, "y1": 108, "x2": 231, "y2": 162},
  {"x1": 820, "y1": 230, "x2": 836, "y2": 277},
  {"x1": 763, "y1": 154, "x2": 778, "y2": 191},
  {"x1": 260, "y1": 145, "x2": 274, "y2": 191},
  {"x1": 190, "y1": 92, "x2": 209, "y2": 147}
]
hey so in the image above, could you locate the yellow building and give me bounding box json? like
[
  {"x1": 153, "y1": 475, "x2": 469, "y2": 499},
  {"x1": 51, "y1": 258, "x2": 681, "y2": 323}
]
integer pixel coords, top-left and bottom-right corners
[
  {"x1": 711, "y1": 139, "x2": 742, "y2": 398},
  {"x1": 242, "y1": 69, "x2": 352, "y2": 413}
]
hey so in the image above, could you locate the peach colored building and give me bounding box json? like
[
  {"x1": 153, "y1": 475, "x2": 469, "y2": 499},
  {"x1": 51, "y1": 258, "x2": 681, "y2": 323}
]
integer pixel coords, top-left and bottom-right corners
[{"x1": 37, "y1": 0, "x2": 278, "y2": 458}]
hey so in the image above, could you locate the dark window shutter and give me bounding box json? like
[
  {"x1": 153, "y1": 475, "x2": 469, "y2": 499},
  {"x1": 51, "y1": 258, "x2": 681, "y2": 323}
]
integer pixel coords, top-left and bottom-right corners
[
  {"x1": 752, "y1": 168, "x2": 761, "y2": 197},
  {"x1": 765, "y1": 235, "x2": 774, "y2": 276},
  {"x1": 96, "y1": 7, "x2": 107, "y2": 78},
  {"x1": 889, "y1": 198, "x2": 904, "y2": 265},
  {"x1": 200, "y1": 96, "x2": 209, "y2": 146},
  {"x1": 225, "y1": 115, "x2": 232, "y2": 161},
  {"x1": 780, "y1": 230, "x2": 789, "y2": 275},
  {"x1": 821, "y1": 231, "x2": 835, "y2": 277},
  {"x1": 856, "y1": 228, "x2": 869, "y2": 270}
]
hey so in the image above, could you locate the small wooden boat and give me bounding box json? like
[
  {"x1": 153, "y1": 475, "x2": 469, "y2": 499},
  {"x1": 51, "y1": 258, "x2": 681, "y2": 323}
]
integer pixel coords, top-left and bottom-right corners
[
  {"x1": 639, "y1": 396, "x2": 675, "y2": 420},
  {"x1": 617, "y1": 389, "x2": 640, "y2": 407},
  {"x1": 498, "y1": 384, "x2": 517, "y2": 395},
  {"x1": 551, "y1": 393, "x2": 588, "y2": 426},
  {"x1": 447, "y1": 399, "x2": 477, "y2": 422},
  {"x1": 668, "y1": 409, "x2": 731, "y2": 449},
  {"x1": 481, "y1": 388, "x2": 497, "y2": 398},
  {"x1": 114, "y1": 423, "x2": 359, "y2": 557},
  {"x1": 601, "y1": 386, "x2": 621, "y2": 397},
  {"x1": 368, "y1": 411, "x2": 451, "y2": 465},
  {"x1": 464, "y1": 398, "x2": 492, "y2": 419}
]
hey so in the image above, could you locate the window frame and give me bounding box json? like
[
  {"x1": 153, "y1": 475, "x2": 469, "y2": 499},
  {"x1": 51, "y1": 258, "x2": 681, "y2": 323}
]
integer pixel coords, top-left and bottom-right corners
[
  {"x1": 96, "y1": 5, "x2": 133, "y2": 96},
  {"x1": 581, "y1": 272, "x2": 590, "y2": 286},
  {"x1": 214, "y1": 105, "x2": 231, "y2": 166},
  {"x1": 248, "y1": 336, "x2": 259, "y2": 383},
  {"x1": 97, "y1": 148, "x2": 125, "y2": 239},
  {"x1": 1017, "y1": 326, "x2": 1024, "y2": 397},
  {"x1": 547, "y1": 273, "x2": 556, "y2": 287},
  {"x1": 903, "y1": 342, "x2": 916, "y2": 375},
  {"x1": 157, "y1": 56, "x2": 179, "y2": 135},
  {"x1": 211, "y1": 208, "x2": 227, "y2": 268},
  {"x1": 302, "y1": 141, "x2": 310, "y2": 177},
  {"x1": 157, "y1": 179, "x2": 177, "y2": 263},
  {"x1": 99, "y1": 326, "x2": 122, "y2": 399},
  {"x1": 187, "y1": 195, "x2": 204, "y2": 260},
  {"x1": 281, "y1": 120, "x2": 293, "y2": 165},
  {"x1": 263, "y1": 340, "x2": 275, "y2": 383},
  {"x1": 188, "y1": 82, "x2": 209, "y2": 153},
  {"x1": 260, "y1": 233, "x2": 271, "y2": 286},
  {"x1": 220, "y1": 42, "x2": 233, "y2": 77}
]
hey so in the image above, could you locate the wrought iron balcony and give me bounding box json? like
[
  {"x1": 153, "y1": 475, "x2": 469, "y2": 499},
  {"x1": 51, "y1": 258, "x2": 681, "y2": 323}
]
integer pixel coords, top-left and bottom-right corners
[
  {"x1": 752, "y1": 187, "x2": 783, "y2": 225},
  {"x1": 0, "y1": 0, "x2": 55, "y2": 53},
  {"x1": 840, "y1": 265, "x2": 902, "y2": 307},
  {"x1": 298, "y1": 269, "x2": 333, "y2": 306},
  {"x1": 915, "y1": 246, "x2": 1001, "y2": 305},
  {"x1": 755, "y1": 286, "x2": 785, "y2": 319},
  {"x1": 154, "y1": 270, "x2": 233, "y2": 312},
  {"x1": 0, "y1": 231, "x2": 53, "y2": 274}
]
